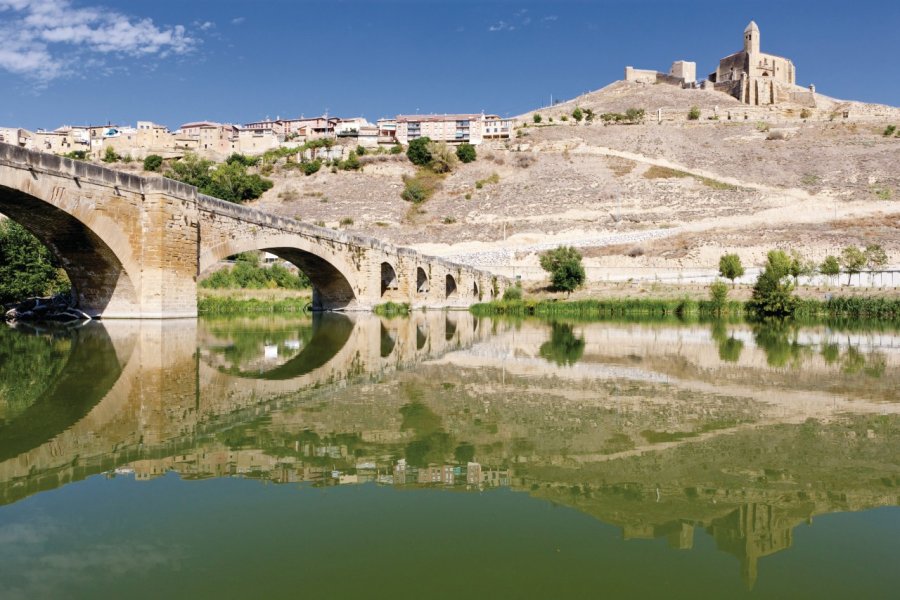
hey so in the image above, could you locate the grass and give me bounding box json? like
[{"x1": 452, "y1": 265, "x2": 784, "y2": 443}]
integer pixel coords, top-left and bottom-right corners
[
  {"x1": 474, "y1": 172, "x2": 500, "y2": 190},
  {"x1": 643, "y1": 165, "x2": 737, "y2": 191},
  {"x1": 373, "y1": 302, "x2": 411, "y2": 316},
  {"x1": 471, "y1": 296, "x2": 900, "y2": 323},
  {"x1": 401, "y1": 168, "x2": 443, "y2": 204},
  {"x1": 198, "y1": 296, "x2": 311, "y2": 314}
]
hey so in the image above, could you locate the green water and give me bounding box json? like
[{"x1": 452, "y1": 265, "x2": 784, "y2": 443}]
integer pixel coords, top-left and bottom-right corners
[{"x1": 1, "y1": 313, "x2": 899, "y2": 599}]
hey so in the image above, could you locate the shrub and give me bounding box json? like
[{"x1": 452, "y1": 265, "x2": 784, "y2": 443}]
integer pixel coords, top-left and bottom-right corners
[
  {"x1": 800, "y1": 108, "x2": 812, "y2": 119},
  {"x1": 709, "y1": 280, "x2": 729, "y2": 313},
  {"x1": 225, "y1": 153, "x2": 260, "y2": 167},
  {"x1": 389, "y1": 144, "x2": 403, "y2": 155},
  {"x1": 533, "y1": 114, "x2": 542, "y2": 124},
  {"x1": 502, "y1": 285, "x2": 523, "y2": 301},
  {"x1": 539, "y1": 246, "x2": 585, "y2": 293},
  {"x1": 204, "y1": 161, "x2": 274, "y2": 203},
  {"x1": 718, "y1": 253, "x2": 745, "y2": 285},
  {"x1": 302, "y1": 160, "x2": 322, "y2": 176},
  {"x1": 572, "y1": 107, "x2": 584, "y2": 122},
  {"x1": 560, "y1": 115, "x2": 568, "y2": 122},
  {"x1": 426, "y1": 141, "x2": 458, "y2": 174},
  {"x1": 688, "y1": 106, "x2": 701, "y2": 120},
  {"x1": 101, "y1": 146, "x2": 119, "y2": 163},
  {"x1": 356, "y1": 145, "x2": 366, "y2": 156},
  {"x1": 625, "y1": 108, "x2": 645, "y2": 123},
  {"x1": 341, "y1": 151, "x2": 361, "y2": 171},
  {"x1": 406, "y1": 136, "x2": 433, "y2": 166},
  {"x1": 747, "y1": 250, "x2": 797, "y2": 317},
  {"x1": 339, "y1": 217, "x2": 354, "y2": 226},
  {"x1": 143, "y1": 154, "x2": 163, "y2": 172},
  {"x1": 584, "y1": 108, "x2": 595, "y2": 122},
  {"x1": 62, "y1": 150, "x2": 88, "y2": 160},
  {"x1": 474, "y1": 172, "x2": 500, "y2": 190},
  {"x1": 456, "y1": 143, "x2": 477, "y2": 163},
  {"x1": 884, "y1": 125, "x2": 897, "y2": 137},
  {"x1": 401, "y1": 169, "x2": 441, "y2": 204}
]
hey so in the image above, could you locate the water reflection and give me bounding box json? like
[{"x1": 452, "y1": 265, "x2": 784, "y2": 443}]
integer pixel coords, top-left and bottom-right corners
[{"x1": 0, "y1": 315, "x2": 899, "y2": 589}]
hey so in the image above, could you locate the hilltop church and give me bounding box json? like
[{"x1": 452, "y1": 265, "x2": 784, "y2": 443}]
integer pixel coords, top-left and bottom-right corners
[{"x1": 709, "y1": 21, "x2": 813, "y2": 106}]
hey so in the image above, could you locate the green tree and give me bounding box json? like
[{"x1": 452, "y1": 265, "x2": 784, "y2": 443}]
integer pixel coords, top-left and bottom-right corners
[
  {"x1": 204, "y1": 162, "x2": 274, "y2": 203},
  {"x1": 456, "y1": 142, "x2": 477, "y2": 163},
  {"x1": 572, "y1": 107, "x2": 584, "y2": 122},
  {"x1": 406, "y1": 136, "x2": 433, "y2": 167},
  {"x1": 533, "y1": 114, "x2": 542, "y2": 124},
  {"x1": 840, "y1": 246, "x2": 867, "y2": 285},
  {"x1": 718, "y1": 253, "x2": 745, "y2": 286},
  {"x1": 356, "y1": 145, "x2": 366, "y2": 156},
  {"x1": 0, "y1": 220, "x2": 70, "y2": 304},
  {"x1": 688, "y1": 106, "x2": 701, "y2": 120},
  {"x1": 225, "y1": 153, "x2": 260, "y2": 167},
  {"x1": 747, "y1": 249, "x2": 797, "y2": 317},
  {"x1": 168, "y1": 152, "x2": 214, "y2": 189},
  {"x1": 539, "y1": 246, "x2": 586, "y2": 293},
  {"x1": 820, "y1": 255, "x2": 840, "y2": 285},
  {"x1": 788, "y1": 249, "x2": 816, "y2": 285},
  {"x1": 143, "y1": 154, "x2": 163, "y2": 172}
]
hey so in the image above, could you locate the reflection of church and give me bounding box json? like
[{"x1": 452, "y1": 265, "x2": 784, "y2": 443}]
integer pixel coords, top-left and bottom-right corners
[{"x1": 708, "y1": 503, "x2": 794, "y2": 589}]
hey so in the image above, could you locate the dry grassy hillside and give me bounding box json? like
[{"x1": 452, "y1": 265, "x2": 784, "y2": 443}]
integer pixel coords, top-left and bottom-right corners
[{"x1": 244, "y1": 81, "x2": 900, "y2": 280}]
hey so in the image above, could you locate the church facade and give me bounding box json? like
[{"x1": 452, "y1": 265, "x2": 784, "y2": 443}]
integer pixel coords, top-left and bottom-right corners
[{"x1": 709, "y1": 22, "x2": 813, "y2": 106}]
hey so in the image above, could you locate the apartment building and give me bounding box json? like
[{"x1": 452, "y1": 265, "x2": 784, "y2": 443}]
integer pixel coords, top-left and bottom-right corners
[
  {"x1": 0, "y1": 127, "x2": 33, "y2": 148},
  {"x1": 394, "y1": 113, "x2": 511, "y2": 145}
]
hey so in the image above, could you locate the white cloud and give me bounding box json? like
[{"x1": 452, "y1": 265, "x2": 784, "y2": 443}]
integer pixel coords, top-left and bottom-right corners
[
  {"x1": 0, "y1": 0, "x2": 195, "y2": 81},
  {"x1": 488, "y1": 20, "x2": 514, "y2": 32},
  {"x1": 543, "y1": 15, "x2": 558, "y2": 22},
  {"x1": 231, "y1": 16, "x2": 245, "y2": 25}
]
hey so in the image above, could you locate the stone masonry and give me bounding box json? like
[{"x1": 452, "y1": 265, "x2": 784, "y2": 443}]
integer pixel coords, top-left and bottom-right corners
[{"x1": 0, "y1": 142, "x2": 510, "y2": 318}]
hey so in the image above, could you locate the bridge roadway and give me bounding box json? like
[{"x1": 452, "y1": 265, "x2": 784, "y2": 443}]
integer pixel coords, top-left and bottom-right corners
[{"x1": 0, "y1": 143, "x2": 511, "y2": 318}]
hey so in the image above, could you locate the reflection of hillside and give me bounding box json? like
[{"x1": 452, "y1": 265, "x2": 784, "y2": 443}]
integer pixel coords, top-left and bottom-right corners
[{"x1": 0, "y1": 316, "x2": 898, "y2": 587}]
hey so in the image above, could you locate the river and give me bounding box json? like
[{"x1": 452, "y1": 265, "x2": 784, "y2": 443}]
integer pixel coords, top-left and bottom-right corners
[{"x1": 0, "y1": 313, "x2": 898, "y2": 598}]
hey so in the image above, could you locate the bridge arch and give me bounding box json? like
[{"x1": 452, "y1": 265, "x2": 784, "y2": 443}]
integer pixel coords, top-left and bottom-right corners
[
  {"x1": 0, "y1": 174, "x2": 141, "y2": 317},
  {"x1": 199, "y1": 233, "x2": 360, "y2": 310},
  {"x1": 445, "y1": 274, "x2": 458, "y2": 298},
  {"x1": 416, "y1": 267, "x2": 429, "y2": 294},
  {"x1": 380, "y1": 261, "x2": 398, "y2": 297}
]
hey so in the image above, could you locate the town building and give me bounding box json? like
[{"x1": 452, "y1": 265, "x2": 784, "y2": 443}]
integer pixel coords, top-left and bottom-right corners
[
  {"x1": 0, "y1": 127, "x2": 33, "y2": 149},
  {"x1": 394, "y1": 113, "x2": 511, "y2": 145}
]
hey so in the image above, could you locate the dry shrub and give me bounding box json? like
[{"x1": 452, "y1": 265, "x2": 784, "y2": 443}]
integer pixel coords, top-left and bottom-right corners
[
  {"x1": 626, "y1": 246, "x2": 645, "y2": 258},
  {"x1": 515, "y1": 154, "x2": 536, "y2": 168},
  {"x1": 606, "y1": 157, "x2": 636, "y2": 177}
]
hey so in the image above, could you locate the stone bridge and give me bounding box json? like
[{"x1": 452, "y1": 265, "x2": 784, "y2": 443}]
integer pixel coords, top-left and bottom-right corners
[{"x1": 0, "y1": 143, "x2": 511, "y2": 318}]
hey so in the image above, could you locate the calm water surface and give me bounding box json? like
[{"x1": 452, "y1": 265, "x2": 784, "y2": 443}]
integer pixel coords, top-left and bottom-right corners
[{"x1": 1, "y1": 313, "x2": 899, "y2": 599}]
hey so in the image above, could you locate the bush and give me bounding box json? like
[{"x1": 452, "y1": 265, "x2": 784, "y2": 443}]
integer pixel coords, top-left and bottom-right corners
[
  {"x1": 539, "y1": 246, "x2": 586, "y2": 293},
  {"x1": 625, "y1": 108, "x2": 645, "y2": 123},
  {"x1": 406, "y1": 137, "x2": 433, "y2": 166},
  {"x1": 225, "y1": 153, "x2": 260, "y2": 167},
  {"x1": 709, "y1": 280, "x2": 729, "y2": 313},
  {"x1": 718, "y1": 253, "x2": 745, "y2": 285},
  {"x1": 62, "y1": 150, "x2": 88, "y2": 160},
  {"x1": 341, "y1": 151, "x2": 361, "y2": 171},
  {"x1": 200, "y1": 257, "x2": 310, "y2": 290},
  {"x1": 572, "y1": 107, "x2": 584, "y2": 122},
  {"x1": 101, "y1": 146, "x2": 119, "y2": 163},
  {"x1": 884, "y1": 125, "x2": 897, "y2": 137},
  {"x1": 426, "y1": 141, "x2": 458, "y2": 174},
  {"x1": 800, "y1": 108, "x2": 812, "y2": 119},
  {"x1": 688, "y1": 106, "x2": 701, "y2": 120},
  {"x1": 747, "y1": 250, "x2": 796, "y2": 317},
  {"x1": 389, "y1": 144, "x2": 403, "y2": 155},
  {"x1": 456, "y1": 143, "x2": 477, "y2": 163},
  {"x1": 401, "y1": 170, "x2": 441, "y2": 204},
  {"x1": 302, "y1": 160, "x2": 322, "y2": 176},
  {"x1": 205, "y1": 162, "x2": 274, "y2": 203},
  {"x1": 356, "y1": 145, "x2": 366, "y2": 156},
  {"x1": 143, "y1": 154, "x2": 163, "y2": 172},
  {"x1": 0, "y1": 220, "x2": 70, "y2": 304},
  {"x1": 502, "y1": 285, "x2": 523, "y2": 301},
  {"x1": 533, "y1": 114, "x2": 542, "y2": 124}
]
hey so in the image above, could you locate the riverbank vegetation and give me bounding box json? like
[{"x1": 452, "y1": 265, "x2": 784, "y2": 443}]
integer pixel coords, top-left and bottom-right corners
[
  {"x1": 0, "y1": 221, "x2": 70, "y2": 305},
  {"x1": 197, "y1": 295, "x2": 310, "y2": 314},
  {"x1": 199, "y1": 253, "x2": 309, "y2": 290}
]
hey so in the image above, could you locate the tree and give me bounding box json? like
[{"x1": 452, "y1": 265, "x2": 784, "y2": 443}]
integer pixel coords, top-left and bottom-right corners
[
  {"x1": 406, "y1": 136, "x2": 432, "y2": 167},
  {"x1": 539, "y1": 246, "x2": 585, "y2": 293},
  {"x1": 456, "y1": 143, "x2": 477, "y2": 163},
  {"x1": 356, "y1": 145, "x2": 366, "y2": 156},
  {"x1": 840, "y1": 246, "x2": 867, "y2": 285},
  {"x1": 539, "y1": 322, "x2": 585, "y2": 366},
  {"x1": 688, "y1": 106, "x2": 701, "y2": 120},
  {"x1": 0, "y1": 220, "x2": 70, "y2": 304},
  {"x1": 143, "y1": 154, "x2": 163, "y2": 172},
  {"x1": 788, "y1": 249, "x2": 816, "y2": 285},
  {"x1": 718, "y1": 253, "x2": 745, "y2": 286},
  {"x1": 533, "y1": 114, "x2": 542, "y2": 124},
  {"x1": 864, "y1": 243, "x2": 888, "y2": 272},
  {"x1": 572, "y1": 107, "x2": 584, "y2": 122},
  {"x1": 747, "y1": 249, "x2": 797, "y2": 317},
  {"x1": 820, "y1": 255, "x2": 840, "y2": 285},
  {"x1": 168, "y1": 152, "x2": 213, "y2": 190}
]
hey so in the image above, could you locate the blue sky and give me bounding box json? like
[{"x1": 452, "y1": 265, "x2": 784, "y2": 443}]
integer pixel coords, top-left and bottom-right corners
[{"x1": 1, "y1": 0, "x2": 897, "y2": 130}]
